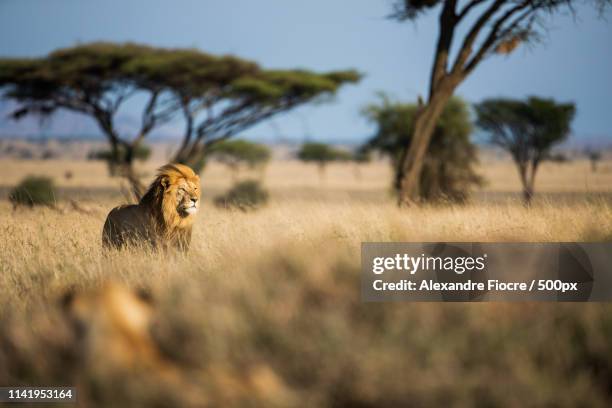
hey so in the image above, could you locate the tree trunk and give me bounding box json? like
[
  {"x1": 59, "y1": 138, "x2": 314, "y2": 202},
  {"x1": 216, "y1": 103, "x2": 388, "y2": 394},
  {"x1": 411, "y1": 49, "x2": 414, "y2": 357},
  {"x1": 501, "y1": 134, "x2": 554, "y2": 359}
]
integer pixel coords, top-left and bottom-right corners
[
  {"x1": 95, "y1": 116, "x2": 146, "y2": 201},
  {"x1": 353, "y1": 164, "x2": 362, "y2": 181},
  {"x1": 121, "y1": 145, "x2": 146, "y2": 201},
  {"x1": 396, "y1": 89, "x2": 454, "y2": 206},
  {"x1": 124, "y1": 164, "x2": 145, "y2": 202},
  {"x1": 522, "y1": 185, "x2": 534, "y2": 207},
  {"x1": 173, "y1": 142, "x2": 194, "y2": 165},
  {"x1": 525, "y1": 161, "x2": 539, "y2": 207},
  {"x1": 517, "y1": 161, "x2": 536, "y2": 207},
  {"x1": 173, "y1": 137, "x2": 213, "y2": 173},
  {"x1": 318, "y1": 163, "x2": 326, "y2": 184},
  {"x1": 179, "y1": 147, "x2": 207, "y2": 173}
]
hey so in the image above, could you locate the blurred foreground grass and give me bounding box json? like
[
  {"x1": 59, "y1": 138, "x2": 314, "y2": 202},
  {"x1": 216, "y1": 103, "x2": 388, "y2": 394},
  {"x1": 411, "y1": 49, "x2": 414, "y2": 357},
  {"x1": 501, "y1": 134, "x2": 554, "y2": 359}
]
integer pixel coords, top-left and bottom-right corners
[{"x1": 1, "y1": 198, "x2": 612, "y2": 406}]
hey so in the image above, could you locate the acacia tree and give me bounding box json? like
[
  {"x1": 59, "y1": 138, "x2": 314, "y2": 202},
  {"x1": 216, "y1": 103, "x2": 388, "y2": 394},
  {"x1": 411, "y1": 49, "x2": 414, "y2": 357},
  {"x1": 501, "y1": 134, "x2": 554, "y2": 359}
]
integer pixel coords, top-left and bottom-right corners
[
  {"x1": 297, "y1": 142, "x2": 351, "y2": 181},
  {"x1": 363, "y1": 96, "x2": 482, "y2": 202},
  {"x1": 585, "y1": 148, "x2": 602, "y2": 172},
  {"x1": 207, "y1": 139, "x2": 271, "y2": 180},
  {"x1": 0, "y1": 43, "x2": 359, "y2": 196},
  {"x1": 390, "y1": 0, "x2": 609, "y2": 205},
  {"x1": 351, "y1": 148, "x2": 372, "y2": 181},
  {"x1": 475, "y1": 96, "x2": 575, "y2": 205}
]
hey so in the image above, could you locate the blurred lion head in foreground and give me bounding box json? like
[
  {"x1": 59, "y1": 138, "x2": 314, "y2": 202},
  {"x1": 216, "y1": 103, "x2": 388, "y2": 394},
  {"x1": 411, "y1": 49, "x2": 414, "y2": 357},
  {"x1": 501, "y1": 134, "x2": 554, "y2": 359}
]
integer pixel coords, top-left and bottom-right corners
[
  {"x1": 102, "y1": 163, "x2": 200, "y2": 251},
  {"x1": 62, "y1": 282, "x2": 165, "y2": 373},
  {"x1": 60, "y1": 283, "x2": 209, "y2": 406},
  {"x1": 59, "y1": 282, "x2": 294, "y2": 407}
]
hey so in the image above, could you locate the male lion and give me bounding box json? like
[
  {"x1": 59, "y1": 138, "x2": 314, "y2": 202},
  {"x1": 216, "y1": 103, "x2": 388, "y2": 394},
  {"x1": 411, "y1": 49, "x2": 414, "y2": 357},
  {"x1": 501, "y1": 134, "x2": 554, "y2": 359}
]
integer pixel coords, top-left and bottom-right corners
[{"x1": 102, "y1": 163, "x2": 200, "y2": 251}]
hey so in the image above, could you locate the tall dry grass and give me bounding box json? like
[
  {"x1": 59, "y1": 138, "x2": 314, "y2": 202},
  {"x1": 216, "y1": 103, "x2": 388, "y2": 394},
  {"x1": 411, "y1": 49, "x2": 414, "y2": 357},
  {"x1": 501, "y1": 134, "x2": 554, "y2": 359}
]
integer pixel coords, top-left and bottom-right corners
[
  {"x1": 1, "y1": 158, "x2": 612, "y2": 406},
  {"x1": 1, "y1": 199, "x2": 611, "y2": 303}
]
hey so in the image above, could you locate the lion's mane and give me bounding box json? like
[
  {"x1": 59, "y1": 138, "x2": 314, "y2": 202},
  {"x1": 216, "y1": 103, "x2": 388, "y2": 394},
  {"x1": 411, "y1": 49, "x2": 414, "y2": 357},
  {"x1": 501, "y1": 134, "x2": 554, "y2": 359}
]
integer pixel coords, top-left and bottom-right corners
[{"x1": 102, "y1": 163, "x2": 200, "y2": 251}]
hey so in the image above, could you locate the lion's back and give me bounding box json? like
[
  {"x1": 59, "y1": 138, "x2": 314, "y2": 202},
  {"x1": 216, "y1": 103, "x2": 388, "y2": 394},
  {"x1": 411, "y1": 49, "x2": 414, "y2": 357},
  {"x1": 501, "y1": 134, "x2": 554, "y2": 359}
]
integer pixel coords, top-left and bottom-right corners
[{"x1": 102, "y1": 204, "x2": 154, "y2": 249}]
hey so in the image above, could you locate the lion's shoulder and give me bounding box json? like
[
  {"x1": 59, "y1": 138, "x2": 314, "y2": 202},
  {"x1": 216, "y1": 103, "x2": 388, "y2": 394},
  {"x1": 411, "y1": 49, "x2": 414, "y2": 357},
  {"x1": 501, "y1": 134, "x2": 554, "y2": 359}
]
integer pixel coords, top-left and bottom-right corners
[
  {"x1": 102, "y1": 204, "x2": 155, "y2": 248},
  {"x1": 107, "y1": 203, "x2": 146, "y2": 218}
]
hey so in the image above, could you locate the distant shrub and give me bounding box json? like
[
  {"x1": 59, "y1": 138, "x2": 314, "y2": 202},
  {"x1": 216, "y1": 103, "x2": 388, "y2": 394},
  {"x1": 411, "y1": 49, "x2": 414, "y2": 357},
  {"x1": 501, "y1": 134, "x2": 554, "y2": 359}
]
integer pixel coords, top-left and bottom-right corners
[
  {"x1": 214, "y1": 180, "x2": 269, "y2": 211},
  {"x1": 548, "y1": 152, "x2": 570, "y2": 163},
  {"x1": 41, "y1": 150, "x2": 58, "y2": 160},
  {"x1": 297, "y1": 142, "x2": 351, "y2": 181},
  {"x1": 88, "y1": 145, "x2": 151, "y2": 177},
  {"x1": 585, "y1": 149, "x2": 602, "y2": 172},
  {"x1": 352, "y1": 147, "x2": 372, "y2": 164},
  {"x1": 87, "y1": 145, "x2": 151, "y2": 162},
  {"x1": 9, "y1": 176, "x2": 56, "y2": 207}
]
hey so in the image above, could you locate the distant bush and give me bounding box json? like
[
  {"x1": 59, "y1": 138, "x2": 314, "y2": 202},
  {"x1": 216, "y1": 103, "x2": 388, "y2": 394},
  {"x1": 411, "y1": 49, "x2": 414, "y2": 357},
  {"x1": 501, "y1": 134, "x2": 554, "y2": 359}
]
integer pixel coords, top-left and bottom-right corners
[
  {"x1": 214, "y1": 180, "x2": 269, "y2": 211},
  {"x1": 297, "y1": 142, "x2": 351, "y2": 181},
  {"x1": 547, "y1": 152, "x2": 570, "y2": 163},
  {"x1": 585, "y1": 149, "x2": 602, "y2": 172},
  {"x1": 352, "y1": 147, "x2": 372, "y2": 164},
  {"x1": 88, "y1": 145, "x2": 151, "y2": 177},
  {"x1": 41, "y1": 150, "x2": 58, "y2": 160},
  {"x1": 87, "y1": 145, "x2": 151, "y2": 162},
  {"x1": 9, "y1": 176, "x2": 56, "y2": 207}
]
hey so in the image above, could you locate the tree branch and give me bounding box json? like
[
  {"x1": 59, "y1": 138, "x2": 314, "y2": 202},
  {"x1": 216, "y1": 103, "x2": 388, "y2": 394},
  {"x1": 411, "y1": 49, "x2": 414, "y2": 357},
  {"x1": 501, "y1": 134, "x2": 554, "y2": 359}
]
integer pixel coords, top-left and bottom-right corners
[
  {"x1": 430, "y1": 0, "x2": 458, "y2": 96},
  {"x1": 110, "y1": 86, "x2": 137, "y2": 114},
  {"x1": 175, "y1": 98, "x2": 195, "y2": 158},
  {"x1": 457, "y1": 0, "x2": 488, "y2": 21},
  {"x1": 450, "y1": 0, "x2": 505, "y2": 76},
  {"x1": 463, "y1": 3, "x2": 532, "y2": 73}
]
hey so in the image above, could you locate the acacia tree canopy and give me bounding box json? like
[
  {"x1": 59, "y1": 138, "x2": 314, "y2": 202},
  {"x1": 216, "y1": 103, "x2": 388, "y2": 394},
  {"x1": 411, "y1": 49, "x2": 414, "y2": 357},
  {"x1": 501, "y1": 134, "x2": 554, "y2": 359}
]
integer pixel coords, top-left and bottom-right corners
[
  {"x1": 207, "y1": 139, "x2": 271, "y2": 170},
  {"x1": 475, "y1": 96, "x2": 575, "y2": 204},
  {"x1": 297, "y1": 142, "x2": 351, "y2": 166},
  {"x1": 0, "y1": 42, "x2": 360, "y2": 193},
  {"x1": 172, "y1": 68, "x2": 360, "y2": 170}
]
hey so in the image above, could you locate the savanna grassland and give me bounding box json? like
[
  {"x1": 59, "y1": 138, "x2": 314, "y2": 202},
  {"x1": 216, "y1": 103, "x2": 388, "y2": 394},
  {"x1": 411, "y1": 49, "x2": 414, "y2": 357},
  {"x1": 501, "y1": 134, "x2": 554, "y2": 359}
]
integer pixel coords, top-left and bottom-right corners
[{"x1": 1, "y1": 156, "x2": 612, "y2": 407}]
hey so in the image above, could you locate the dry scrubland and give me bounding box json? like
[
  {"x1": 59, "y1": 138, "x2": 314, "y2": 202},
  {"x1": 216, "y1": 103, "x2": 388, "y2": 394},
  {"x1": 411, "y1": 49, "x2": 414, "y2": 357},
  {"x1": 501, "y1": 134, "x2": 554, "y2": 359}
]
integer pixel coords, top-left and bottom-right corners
[{"x1": 1, "y1": 157, "x2": 612, "y2": 407}]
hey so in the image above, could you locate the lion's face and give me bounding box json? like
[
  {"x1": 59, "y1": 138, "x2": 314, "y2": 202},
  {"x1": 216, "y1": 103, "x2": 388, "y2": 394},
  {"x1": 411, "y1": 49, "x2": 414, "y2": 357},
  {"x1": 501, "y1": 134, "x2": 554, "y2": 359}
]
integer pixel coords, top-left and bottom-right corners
[
  {"x1": 168, "y1": 177, "x2": 201, "y2": 218},
  {"x1": 61, "y1": 283, "x2": 159, "y2": 369}
]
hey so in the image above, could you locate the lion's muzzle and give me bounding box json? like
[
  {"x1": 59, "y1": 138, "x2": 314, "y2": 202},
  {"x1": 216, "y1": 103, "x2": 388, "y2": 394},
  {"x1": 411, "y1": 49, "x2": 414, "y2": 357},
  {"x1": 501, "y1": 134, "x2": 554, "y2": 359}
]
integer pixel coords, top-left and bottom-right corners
[{"x1": 180, "y1": 198, "x2": 199, "y2": 216}]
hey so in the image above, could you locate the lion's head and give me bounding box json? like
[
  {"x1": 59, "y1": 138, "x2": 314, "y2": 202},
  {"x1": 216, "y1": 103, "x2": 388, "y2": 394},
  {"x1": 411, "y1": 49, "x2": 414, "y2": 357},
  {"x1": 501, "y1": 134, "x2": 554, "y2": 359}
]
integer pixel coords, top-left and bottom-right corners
[
  {"x1": 140, "y1": 163, "x2": 201, "y2": 231},
  {"x1": 61, "y1": 282, "x2": 160, "y2": 370}
]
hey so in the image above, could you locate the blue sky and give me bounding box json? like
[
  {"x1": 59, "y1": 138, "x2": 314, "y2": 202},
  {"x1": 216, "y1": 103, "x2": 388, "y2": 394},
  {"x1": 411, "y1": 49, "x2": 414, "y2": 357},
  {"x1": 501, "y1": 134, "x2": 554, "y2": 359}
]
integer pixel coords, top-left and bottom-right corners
[{"x1": 0, "y1": 0, "x2": 610, "y2": 145}]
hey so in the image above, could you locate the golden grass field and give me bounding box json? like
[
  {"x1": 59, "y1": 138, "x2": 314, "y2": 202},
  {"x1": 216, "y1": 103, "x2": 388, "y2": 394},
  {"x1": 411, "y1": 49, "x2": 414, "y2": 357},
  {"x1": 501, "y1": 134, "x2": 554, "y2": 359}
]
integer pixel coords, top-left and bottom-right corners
[
  {"x1": 1, "y1": 156, "x2": 612, "y2": 407},
  {"x1": 1, "y1": 157, "x2": 611, "y2": 300}
]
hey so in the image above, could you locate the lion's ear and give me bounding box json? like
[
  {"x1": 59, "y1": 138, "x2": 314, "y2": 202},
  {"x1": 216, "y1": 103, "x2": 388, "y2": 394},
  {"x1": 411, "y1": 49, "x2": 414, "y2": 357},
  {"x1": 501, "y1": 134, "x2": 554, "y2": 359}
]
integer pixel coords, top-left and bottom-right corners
[
  {"x1": 59, "y1": 286, "x2": 76, "y2": 312},
  {"x1": 134, "y1": 286, "x2": 154, "y2": 305},
  {"x1": 160, "y1": 176, "x2": 170, "y2": 190}
]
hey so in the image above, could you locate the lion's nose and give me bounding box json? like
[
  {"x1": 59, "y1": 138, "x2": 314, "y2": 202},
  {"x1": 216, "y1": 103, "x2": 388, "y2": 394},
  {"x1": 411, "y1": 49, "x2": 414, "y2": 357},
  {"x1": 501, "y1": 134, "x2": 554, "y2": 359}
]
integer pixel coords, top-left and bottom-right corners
[{"x1": 191, "y1": 198, "x2": 198, "y2": 205}]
